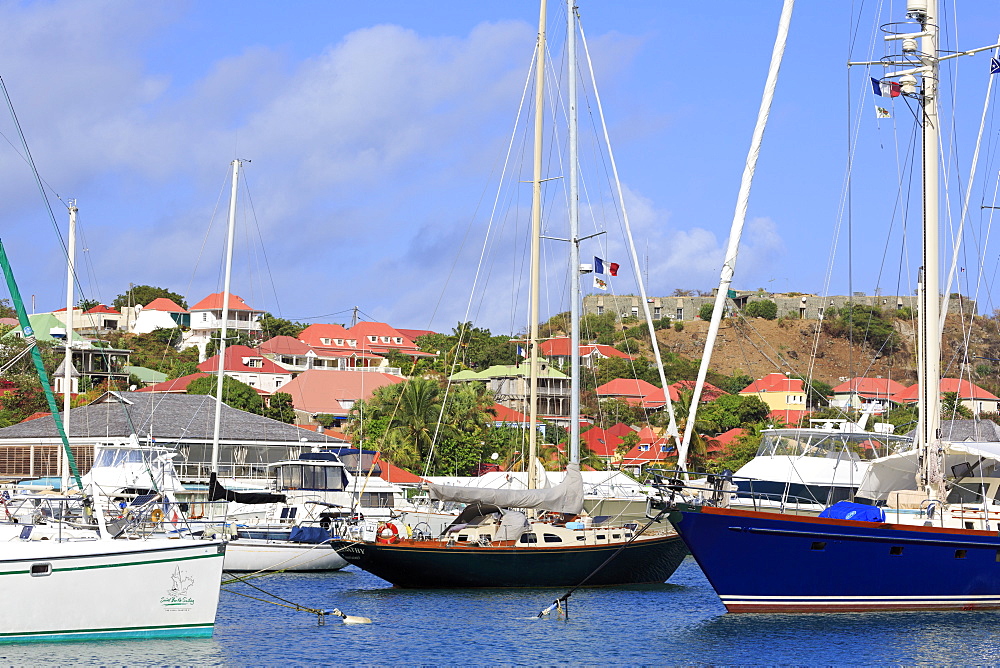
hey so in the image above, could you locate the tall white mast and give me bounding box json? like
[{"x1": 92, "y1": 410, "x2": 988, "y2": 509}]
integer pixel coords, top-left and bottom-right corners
[
  {"x1": 526, "y1": 0, "x2": 547, "y2": 491},
  {"x1": 678, "y1": 0, "x2": 795, "y2": 472},
  {"x1": 567, "y1": 0, "x2": 581, "y2": 465},
  {"x1": 61, "y1": 201, "x2": 77, "y2": 491},
  {"x1": 915, "y1": 0, "x2": 942, "y2": 497},
  {"x1": 211, "y1": 159, "x2": 241, "y2": 475}
]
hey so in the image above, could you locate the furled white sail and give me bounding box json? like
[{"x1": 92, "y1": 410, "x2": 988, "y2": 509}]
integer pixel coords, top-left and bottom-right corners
[{"x1": 428, "y1": 463, "x2": 584, "y2": 515}]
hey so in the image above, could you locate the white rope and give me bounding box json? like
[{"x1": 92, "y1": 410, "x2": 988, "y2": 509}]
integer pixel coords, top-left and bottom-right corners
[
  {"x1": 939, "y1": 40, "x2": 999, "y2": 332},
  {"x1": 679, "y1": 0, "x2": 795, "y2": 472}
]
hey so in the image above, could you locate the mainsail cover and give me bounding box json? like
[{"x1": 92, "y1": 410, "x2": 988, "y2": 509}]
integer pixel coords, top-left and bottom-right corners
[{"x1": 428, "y1": 462, "x2": 584, "y2": 515}]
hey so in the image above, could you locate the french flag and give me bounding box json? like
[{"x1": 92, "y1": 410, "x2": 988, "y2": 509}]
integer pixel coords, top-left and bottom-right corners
[
  {"x1": 871, "y1": 77, "x2": 901, "y2": 98},
  {"x1": 594, "y1": 256, "x2": 619, "y2": 276}
]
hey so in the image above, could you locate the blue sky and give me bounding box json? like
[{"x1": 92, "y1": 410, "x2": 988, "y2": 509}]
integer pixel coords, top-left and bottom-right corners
[{"x1": 1, "y1": 1, "x2": 999, "y2": 333}]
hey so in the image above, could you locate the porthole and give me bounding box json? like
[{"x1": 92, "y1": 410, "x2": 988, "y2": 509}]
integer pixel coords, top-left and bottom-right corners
[{"x1": 30, "y1": 563, "x2": 52, "y2": 577}]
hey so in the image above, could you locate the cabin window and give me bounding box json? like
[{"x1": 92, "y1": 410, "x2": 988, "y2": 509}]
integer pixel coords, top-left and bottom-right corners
[
  {"x1": 519, "y1": 533, "x2": 538, "y2": 544},
  {"x1": 810, "y1": 542, "x2": 826, "y2": 551},
  {"x1": 889, "y1": 546, "x2": 904, "y2": 556},
  {"x1": 612, "y1": 534, "x2": 621, "y2": 540},
  {"x1": 596, "y1": 534, "x2": 607, "y2": 540},
  {"x1": 279, "y1": 507, "x2": 297, "y2": 520},
  {"x1": 278, "y1": 465, "x2": 345, "y2": 491},
  {"x1": 456, "y1": 535, "x2": 468, "y2": 542},
  {"x1": 542, "y1": 534, "x2": 562, "y2": 543},
  {"x1": 30, "y1": 563, "x2": 52, "y2": 577},
  {"x1": 359, "y1": 492, "x2": 394, "y2": 508},
  {"x1": 955, "y1": 549, "x2": 968, "y2": 559}
]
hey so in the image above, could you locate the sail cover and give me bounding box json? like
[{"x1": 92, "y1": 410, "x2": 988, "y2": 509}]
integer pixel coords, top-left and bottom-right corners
[
  {"x1": 428, "y1": 463, "x2": 584, "y2": 515},
  {"x1": 208, "y1": 472, "x2": 287, "y2": 505}
]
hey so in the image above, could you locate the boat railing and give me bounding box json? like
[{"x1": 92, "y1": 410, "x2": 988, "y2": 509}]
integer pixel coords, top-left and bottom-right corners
[{"x1": 645, "y1": 468, "x2": 828, "y2": 516}]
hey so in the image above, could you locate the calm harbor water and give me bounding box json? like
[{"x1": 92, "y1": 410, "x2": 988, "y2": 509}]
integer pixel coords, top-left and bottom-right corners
[{"x1": 5, "y1": 556, "x2": 1000, "y2": 665}]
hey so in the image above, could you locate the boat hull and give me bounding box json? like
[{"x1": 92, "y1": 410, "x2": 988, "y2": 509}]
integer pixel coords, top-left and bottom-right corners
[
  {"x1": 333, "y1": 533, "x2": 688, "y2": 588},
  {"x1": 0, "y1": 538, "x2": 225, "y2": 643},
  {"x1": 671, "y1": 505, "x2": 1000, "y2": 612},
  {"x1": 224, "y1": 538, "x2": 347, "y2": 572}
]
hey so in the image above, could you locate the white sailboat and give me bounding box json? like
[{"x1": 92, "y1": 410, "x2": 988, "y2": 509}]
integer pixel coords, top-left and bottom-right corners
[{"x1": 0, "y1": 220, "x2": 225, "y2": 642}]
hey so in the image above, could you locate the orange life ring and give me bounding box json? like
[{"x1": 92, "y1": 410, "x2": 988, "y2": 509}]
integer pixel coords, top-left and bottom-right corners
[{"x1": 376, "y1": 522, "x2": 400, "y2": 545}]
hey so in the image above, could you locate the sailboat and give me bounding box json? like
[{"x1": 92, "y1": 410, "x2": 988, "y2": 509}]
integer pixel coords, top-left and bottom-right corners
[
  {"x1": 333, "y1": 0, "x2": 687, "y2": 588},
  {"x1": 653, "y1": 0, "x2": 1000, "y2": 612},
  {"x1": 0, "y1": 232, "x2": 226, "y2": 642}
]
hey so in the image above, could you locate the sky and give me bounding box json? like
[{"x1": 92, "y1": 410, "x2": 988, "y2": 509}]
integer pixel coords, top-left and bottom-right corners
[{"x1": 2, "y1": 0, "x2": 1000, "y2": 334}]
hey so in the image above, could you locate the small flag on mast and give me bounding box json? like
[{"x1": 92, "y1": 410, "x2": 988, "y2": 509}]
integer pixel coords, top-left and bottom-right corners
[
  {"x1": 594, "y1": 276, "x2": 609, "y2": 291},
  {"x1": 870, "y1": 77, "x2": 901, "y2": 98},
  {"x1": 594, "y1": 257, "x2": 619, "y2": 276},
  {"x1": 875, "y1": 105, "x2": 891, "y2": 119},
  {"x1": 991, "y1": 57, "x2": 1000, "y2": 75}
]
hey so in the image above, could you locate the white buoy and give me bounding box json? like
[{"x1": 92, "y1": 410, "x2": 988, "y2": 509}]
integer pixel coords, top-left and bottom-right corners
[{"x1": 331, "y1": 608, "x2": 372, "y2": 624}]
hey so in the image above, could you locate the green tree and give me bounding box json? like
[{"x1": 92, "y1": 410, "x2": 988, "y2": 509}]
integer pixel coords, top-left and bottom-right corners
[
  {"x1": 186, "y1": 374, "x2": 263, "y2": 415},
  {"x1": 744, "y1": 299, "x2": 778, "y2": 320},
  {"x1": 698, "y1": 303, "x2": 714, "y2": 321},
  {"x1": 259, "y1": 313, "x2": 307, "y2": 339},
  {"x1": 266, "y1": 392, "x2": 297, "y2": 423},
  {"x1": 822, "y1": 302, "x2": 900, "y2": 355},
  {"x1": 76, "y1": 298, "x2": 100, "y2": 311},
  {"x1": 616, "y1": 431, "x2": 640, "y2": 468},
  {"x1": 596, "y1": 397, "x2": 646, "y2": 428},
  {"x1": 706, "y1": 423, "x2": 766, "y2": 473},
  {"x1": 941, "y1": 392, "x2": 974, "y2": 419},
  {"x1": 697, "y1": 394, "x2": 771, "y2": 434},
  {"x1": 0, "y1": 374, "x2": 49, "y2": 427},
  {"x1": 112, "y1": 285, "x2": 188, "y2": 311},
  {"x1": 0, "y1": 298, "x2": 15, "y2": 319}
]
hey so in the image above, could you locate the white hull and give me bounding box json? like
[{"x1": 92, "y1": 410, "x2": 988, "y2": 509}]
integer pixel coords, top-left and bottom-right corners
[
  {"x1": 223, "y1": 538, "x2": 347, "y2": 572},
  {"x1": 0, "y1": 538, "x2": 225, "y2": 643}
]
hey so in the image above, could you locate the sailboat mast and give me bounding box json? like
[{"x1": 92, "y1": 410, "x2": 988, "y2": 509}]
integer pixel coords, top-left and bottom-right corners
[
  {"x1": 916, "y1": 0, "x2": 942, "y2": 497},
  {"x1": 527, "y1": 0, "x2": 547, "y2": 491},
  {"x1": 677, "y1": 0, "x2": 794, "y2": 472},
  {"x1": 211, "y1": 159, "x2": 241, "y2": 475},
  {"x1": 567, "y1": 0, "x2": 581, "y2": 465},
  {"x1": 61, "y1": 202, "x2": 77, "y2": 490}
]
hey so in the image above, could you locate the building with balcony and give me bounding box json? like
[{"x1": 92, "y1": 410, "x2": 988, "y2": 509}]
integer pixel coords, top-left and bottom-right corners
[
  {"x1": 450, "y1": 362, "x2": 570, "y2": 424},
  {"x1": 185, "y1": 293, "x2": 263, "y2": 361}
]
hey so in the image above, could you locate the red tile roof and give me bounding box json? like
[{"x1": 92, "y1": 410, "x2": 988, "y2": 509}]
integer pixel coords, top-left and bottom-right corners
[
  {"x1": 190, "y1": 293, "x2": 258, "y2": 312},
  {"x1": 893, "y1": 378, "x2": 1000, "y2": 403},
  {"x1": 259, "y1": 335, "x2": 313, "y2": 356},
  {"x1": 143, "y1": 297, "x2": 188, "y2": 313},
  {"x1": 670, "y1": 380, "x2": 729, "y2": 401},
  {"x1": 396, "y1": 328, "x2": 435, "y2": 341},
  {"x1": 198, "y1": 345, "x2": 289, "y2": 375},
  {"x1": 379, "y1": 460, "x2": 428, "y2": 484},
  {"x1": 491, "y1": 403, "x2": 530, "y2": 424},
  {"x1": 605, "y1": 423, "x2": 635, "y2": 438},
  {"x1": 298, "y1": 323, "x2": 353, "y2": 347},
  {"x1": 596, "y1": 378, "x2": 660, "y2": 399},
  {"x1": 741, "y1": 373, "x2": 804, "y2": 394},
  {"x1": 136, "y1": 372, "x2": 210, "y2": 393},
  {"x1": 580, "y1": 427, "x2": 623, "y2": 457},
  {"x1": 831, "y1": 377, "x2": 907, "y2": 398},
  {"x1": 84, "y1": 304, "x2": 121, "y2": 315},
  {"x1": 275, "y1": 369, "x2": 404, "y2": 416},
  {"x1": 540, "y1": 337, "x2": 634, "y2": 361},
  {"x1": 348, "y1": 321, "x2": 414, "y2": 347}
]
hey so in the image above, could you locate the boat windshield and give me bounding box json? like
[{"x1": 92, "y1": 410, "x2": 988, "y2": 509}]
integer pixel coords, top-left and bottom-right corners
[
  {"x1": 755, "y1": 429, "x2": 914, "y2": 461},
  {"x1": 92, "y1": 448, "x2": 148, "y2": 468},
  {"x1": 277, "y1": 464, "x2": 346, "y2": 492}
]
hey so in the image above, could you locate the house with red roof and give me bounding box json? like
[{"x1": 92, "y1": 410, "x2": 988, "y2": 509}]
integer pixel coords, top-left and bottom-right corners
[
  {"x1": 131, "y1": 298, "x2": 189, "y2": 335},
  {"x1": 580, "y1": 426, "x2": 624, "y2": 461},
  {"x1": 830, "y1": 377, "x2": 906, "y2": 413},
  {"x1": 187, "y1": 293, "x2": 264, "y2": 361},
  {"x1": 539, "y1": 337, "x2": 633, "y2": 369},
  {"x1": 892, "y1": 378, "x2": 1000, "y2": 416},
  {"x1": 740, "y1": 373, "x2": 807, "y2": 415},
  {"x1": 295, "y1": 322, "x2": 435, "y2": 372},
  {"x1": 597, "y1": 378, "x2": 728, "y2": 411},
  {"x1": 274, "y1": 369, "x2": 405, "y2": 427},
  {"x1": 491, "y1": 403, "x2": 531, "y2": 427},
  {"x1": 197, "y1": 345, "x2": 292, "y2": 394}
]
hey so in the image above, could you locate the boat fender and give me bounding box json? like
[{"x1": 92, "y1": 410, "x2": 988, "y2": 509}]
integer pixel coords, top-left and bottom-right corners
[
  {"x1": 376, "y1": 522, "x2": 400, "y2": 544},
  {"x1": 150, "y1": 508, "x2": 164, "y2": 523},
  {"x1": 404, "y1": 523, "x2": 413, "y2": 538}
]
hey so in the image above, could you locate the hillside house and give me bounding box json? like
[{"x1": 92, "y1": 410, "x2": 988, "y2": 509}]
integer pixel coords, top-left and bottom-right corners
[
  {"x1": 186, "y1": 293, "x2": 264, "y2": 361},
  {"x1": 893, "y1": 378, "x2": 1000, "y2": 416},
  {"x1": 450, "y1": 362, "x2": 570, "y2": 424},
  {"x1": 539, "y1": 337, "x2": 634, "y2": 369},
  {"x1": 275, "y1": 369, "x2": 404, "y2": 427},
  {"x1": 197, "y1": 345, "x2": 292, "y2": 394}
]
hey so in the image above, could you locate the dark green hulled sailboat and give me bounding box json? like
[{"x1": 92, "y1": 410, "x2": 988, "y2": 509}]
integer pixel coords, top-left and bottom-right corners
[{"x1": 332, "y1": 0, "x2": 686, "y2": 589}]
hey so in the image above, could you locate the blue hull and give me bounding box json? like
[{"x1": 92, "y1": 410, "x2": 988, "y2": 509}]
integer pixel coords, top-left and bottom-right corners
[{"x1": 671, "y1": 506, "x2": 1000, "y2": 612}]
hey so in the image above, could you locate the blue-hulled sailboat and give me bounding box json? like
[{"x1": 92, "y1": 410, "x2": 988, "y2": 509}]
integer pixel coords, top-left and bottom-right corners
[{"x1": 652, "y1": 0, "x2": 1000, "y2": 613}]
